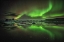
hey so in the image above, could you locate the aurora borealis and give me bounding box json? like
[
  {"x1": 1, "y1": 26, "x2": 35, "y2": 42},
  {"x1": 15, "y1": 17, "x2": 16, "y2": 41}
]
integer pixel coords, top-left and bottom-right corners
[{"x1": 1, "y1": 0, "x2": 64, "y2": 41}]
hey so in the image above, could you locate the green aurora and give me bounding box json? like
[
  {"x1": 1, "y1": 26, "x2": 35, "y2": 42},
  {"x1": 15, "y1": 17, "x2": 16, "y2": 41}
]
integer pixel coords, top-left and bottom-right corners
[{"x1": 6, "y1": 0, "x2": 64, "y2": 40}]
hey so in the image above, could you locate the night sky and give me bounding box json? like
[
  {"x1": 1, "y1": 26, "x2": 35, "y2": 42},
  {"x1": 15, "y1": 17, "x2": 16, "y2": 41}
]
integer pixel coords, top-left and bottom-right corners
[{"x1": 0, "y1": 0, "x2": 64, "y2": 42}]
